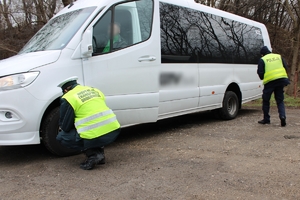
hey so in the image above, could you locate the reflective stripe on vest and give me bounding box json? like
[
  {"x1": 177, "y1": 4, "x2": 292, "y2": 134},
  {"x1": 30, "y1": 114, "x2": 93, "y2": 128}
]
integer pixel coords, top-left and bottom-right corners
[
  {"x1": 62, "y1": 85, "x2": 120, "y2": 139},
  {"x1": 77, "y1": 116, "x2": 117, "y2": 133},
  {"x1": 262, "y1": 53, "x2": 288, "y2": 85},
  {"x1": 75, "y1": 109, "x2": 113, "y2": 127}
]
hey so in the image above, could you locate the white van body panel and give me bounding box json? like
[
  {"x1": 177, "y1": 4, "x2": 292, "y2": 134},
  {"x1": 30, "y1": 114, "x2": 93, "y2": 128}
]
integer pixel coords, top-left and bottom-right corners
[
  {"x1": 185, "y1": 1, "x2": 267, "y2": 107},
  {"x1": 0, "y1": 49, "x2": 84, "y2": 145},
  {"x1": 159, "y1": 64, "x2": 199, "y2": 116},
  {"x1": 0, "y1": 0, "x2": 269, "y2": 146},
  {"x1": 0, "y1": 88, "x2": 41, "y2": 145},
  {"x1": 81, "y1": 1, "x2": 161, "y2": 127},
  {"x1": 0, "y1": 51, "x2": 61, "y2": 76}
]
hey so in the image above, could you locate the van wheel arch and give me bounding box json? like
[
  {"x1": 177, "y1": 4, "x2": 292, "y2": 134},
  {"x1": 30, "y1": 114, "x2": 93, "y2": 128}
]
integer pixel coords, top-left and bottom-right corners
[
  {"x1": 40, "y1": 98, "x2": 79, "y2": 156},
  {"x1": 226, "y1": 83, "x2": 242, "y2": 109},
  {"x1": 40, "y1": 98, "x2": 61, "y2": 130}
]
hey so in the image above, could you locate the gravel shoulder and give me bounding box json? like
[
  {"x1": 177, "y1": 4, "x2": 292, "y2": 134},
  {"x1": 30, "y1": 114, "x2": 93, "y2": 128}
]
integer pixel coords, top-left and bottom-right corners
[{"x1": 0, "y1": 107, "x2": 300, "y2": 200}]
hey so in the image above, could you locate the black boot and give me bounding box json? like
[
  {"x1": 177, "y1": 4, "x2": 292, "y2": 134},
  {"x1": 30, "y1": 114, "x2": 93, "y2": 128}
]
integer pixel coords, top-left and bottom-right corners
[
  {"x1": 280, "y1": 117, "x2": 286, "y2": 127},
  {"x1": 98, "y1": 147, "x2": 105, "y2": 165},
  {"x1": 258, "y1": 119, "x2": 270, "y2": 124},
  {"x1": 80, "y1": 149, "x2": 104, "y2": 170}
]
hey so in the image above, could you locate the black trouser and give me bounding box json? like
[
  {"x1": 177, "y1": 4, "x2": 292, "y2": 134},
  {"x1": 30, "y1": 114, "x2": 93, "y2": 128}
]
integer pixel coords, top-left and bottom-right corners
[
  {"x1": 56, "y1": 128, "x2": 121, "y2": 152},
  {"x1": 262, "y1": 85, "x2": 286, "y2": 122}
]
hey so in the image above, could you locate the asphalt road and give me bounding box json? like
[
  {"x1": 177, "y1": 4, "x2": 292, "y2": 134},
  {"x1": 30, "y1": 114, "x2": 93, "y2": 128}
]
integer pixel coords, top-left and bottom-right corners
[{"x1": 0, "y1": 107, "x2": 300, "y2": 200}]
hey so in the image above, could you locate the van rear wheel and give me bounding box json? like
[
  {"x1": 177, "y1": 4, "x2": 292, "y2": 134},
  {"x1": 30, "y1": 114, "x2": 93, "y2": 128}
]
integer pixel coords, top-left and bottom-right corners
[
  {"x1": 220, "y1": 91, "x2": 239, "y2": 120},
  {"x1": 41, "y1": 107, "x2": 80, "y2": 156},
  {"x1": 213, "y1": 91, "x2": 239, "y2": 120}
]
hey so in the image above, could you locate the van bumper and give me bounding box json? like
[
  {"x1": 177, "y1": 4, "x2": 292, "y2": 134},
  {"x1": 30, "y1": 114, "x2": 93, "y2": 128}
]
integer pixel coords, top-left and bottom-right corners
[{"x1": 0, "y1": 88, "x2": 43, "y2": 145}]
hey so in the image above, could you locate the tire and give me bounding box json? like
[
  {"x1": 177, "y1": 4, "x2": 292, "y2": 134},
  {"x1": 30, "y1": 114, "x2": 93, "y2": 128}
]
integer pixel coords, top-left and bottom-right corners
[
  {"x1": 219, "y1": 91, "x2": 239, "y2": 120},
  {"x1": 40, "y1": 107, "x2": 80, "y2": 157}
]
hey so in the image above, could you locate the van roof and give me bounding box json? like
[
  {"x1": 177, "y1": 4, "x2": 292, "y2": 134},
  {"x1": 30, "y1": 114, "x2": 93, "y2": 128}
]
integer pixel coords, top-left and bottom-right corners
[{"x1": 56, "y1": 0, "x2": 265, "y2": 29}]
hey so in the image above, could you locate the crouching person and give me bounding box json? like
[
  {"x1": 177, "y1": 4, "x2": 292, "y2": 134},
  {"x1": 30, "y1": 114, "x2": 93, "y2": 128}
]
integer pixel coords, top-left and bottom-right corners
[{"x1": 56, "y1": 77, "x2": 121, "y2": 170}]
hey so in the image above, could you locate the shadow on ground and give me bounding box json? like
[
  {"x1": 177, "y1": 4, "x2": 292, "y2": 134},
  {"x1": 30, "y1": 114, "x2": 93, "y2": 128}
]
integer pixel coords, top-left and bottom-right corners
[
  {"x1": 116, "y1": 108, "x2": 259, "y2": 143},
  {"x1": 0, "y1": 108, "x2": 259, "y2": 164}
]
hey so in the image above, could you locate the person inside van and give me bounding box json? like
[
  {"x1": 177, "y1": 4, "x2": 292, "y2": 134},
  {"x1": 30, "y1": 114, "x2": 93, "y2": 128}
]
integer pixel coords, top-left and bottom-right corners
[{"x1": 102, "y1": 22, "x2": 127, "y2": 53}]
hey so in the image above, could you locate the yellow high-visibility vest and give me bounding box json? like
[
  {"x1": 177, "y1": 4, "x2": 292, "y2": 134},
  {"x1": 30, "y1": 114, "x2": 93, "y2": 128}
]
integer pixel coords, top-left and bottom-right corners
[
  {"x1": 62, "y1": 85, "x2": 120, "y2": 139},
  {"x1": 262, "y1": 53, "x2": 288, "y2": 85}
]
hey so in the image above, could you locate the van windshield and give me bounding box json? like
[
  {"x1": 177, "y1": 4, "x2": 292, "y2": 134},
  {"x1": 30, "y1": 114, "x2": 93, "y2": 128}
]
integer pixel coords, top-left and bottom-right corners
[{"x1": 19, "y1": 7, "x2": 96, "y2": 54}]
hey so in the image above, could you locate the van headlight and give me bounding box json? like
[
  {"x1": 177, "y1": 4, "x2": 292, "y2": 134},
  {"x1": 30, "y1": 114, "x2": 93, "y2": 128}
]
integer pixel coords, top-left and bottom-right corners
[{"x1": 0, "y1": 72, "x2": 39, "y2": 91}]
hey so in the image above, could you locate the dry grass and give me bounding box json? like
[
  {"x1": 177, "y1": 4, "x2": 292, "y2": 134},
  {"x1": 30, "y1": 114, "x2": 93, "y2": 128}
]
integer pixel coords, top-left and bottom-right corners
[{"x1": 244, "y1": 94, "x2": 300, "y2": 108}]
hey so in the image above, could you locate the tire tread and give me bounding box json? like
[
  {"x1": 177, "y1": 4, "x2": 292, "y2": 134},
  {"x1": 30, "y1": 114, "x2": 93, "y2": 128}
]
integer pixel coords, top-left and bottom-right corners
[{"x1": 41, "y1": 107, "x2": 79, "y2": 157}]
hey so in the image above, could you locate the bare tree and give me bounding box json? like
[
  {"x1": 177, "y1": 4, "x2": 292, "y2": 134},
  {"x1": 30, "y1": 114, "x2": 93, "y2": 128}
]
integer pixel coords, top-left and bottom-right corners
[
  {"x1": 0, "y1": 0, "x2": 63, "y2": 59},
  {"x1": 280, "y1": 0, "x2": 300, "y2": 97},
  {"x1": 0, "y1": 0, "x2": 13, "y2": 30}
]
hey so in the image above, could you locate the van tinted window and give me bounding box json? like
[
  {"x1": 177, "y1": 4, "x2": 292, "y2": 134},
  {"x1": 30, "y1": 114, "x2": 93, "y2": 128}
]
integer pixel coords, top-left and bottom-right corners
[{"x1": 160, "y1": 2, "x2": 264, "y2": 64}]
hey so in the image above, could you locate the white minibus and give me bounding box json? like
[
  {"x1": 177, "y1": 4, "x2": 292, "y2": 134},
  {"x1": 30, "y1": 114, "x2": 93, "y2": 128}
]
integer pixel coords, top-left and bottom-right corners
[{"x1": 0, "y1": 0, "x2": 269, "y2": 155}]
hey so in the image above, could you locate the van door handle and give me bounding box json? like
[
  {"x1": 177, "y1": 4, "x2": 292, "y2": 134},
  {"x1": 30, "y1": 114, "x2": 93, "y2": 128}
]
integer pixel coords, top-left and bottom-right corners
[{"x1": 138, "y1": 56, "x2": 156, "y2": 62}]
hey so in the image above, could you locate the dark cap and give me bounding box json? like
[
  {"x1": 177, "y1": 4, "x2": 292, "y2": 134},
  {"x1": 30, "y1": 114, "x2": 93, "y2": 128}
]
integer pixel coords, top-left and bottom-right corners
[{"x1": 260, "y1": 46, "x2": 271, "y2": 55}]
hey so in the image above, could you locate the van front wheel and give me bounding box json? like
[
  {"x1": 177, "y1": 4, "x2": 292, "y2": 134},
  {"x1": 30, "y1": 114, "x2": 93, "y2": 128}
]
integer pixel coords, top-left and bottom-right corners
[
  {"x1": 41, "y1": 107, "x2": 80, "y2": 156},
  {"x1": 219, "y1": 91, "x2": 239, "y2": 120}
]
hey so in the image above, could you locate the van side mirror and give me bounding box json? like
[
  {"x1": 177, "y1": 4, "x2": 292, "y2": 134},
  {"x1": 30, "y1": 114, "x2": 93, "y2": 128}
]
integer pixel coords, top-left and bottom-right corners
[{"x1": 81, "y1": 30, "x2": 93, "y2": 57}]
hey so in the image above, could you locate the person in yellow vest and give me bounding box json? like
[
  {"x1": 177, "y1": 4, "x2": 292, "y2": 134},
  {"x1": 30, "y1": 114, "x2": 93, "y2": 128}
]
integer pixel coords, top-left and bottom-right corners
[
  {"x1": 56, "y1": 77, "x2": 121, "y2": 170},
  {"x1": 257, "y1": 46, "x2": 290, "y2": 126}
]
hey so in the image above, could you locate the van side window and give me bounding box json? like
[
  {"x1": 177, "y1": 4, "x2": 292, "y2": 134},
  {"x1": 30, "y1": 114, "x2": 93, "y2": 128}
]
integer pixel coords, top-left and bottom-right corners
[
  {"x1": 160, "y1": 2, "x2": 264, "y2": 64},
  {"x1": 92, "y1": 10, "x2": 112, "y2": 54},
  {"x1": 92, "y1": 0, "x2": 153, "y2": 56}
]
